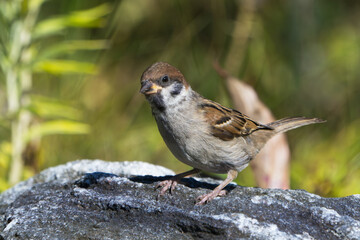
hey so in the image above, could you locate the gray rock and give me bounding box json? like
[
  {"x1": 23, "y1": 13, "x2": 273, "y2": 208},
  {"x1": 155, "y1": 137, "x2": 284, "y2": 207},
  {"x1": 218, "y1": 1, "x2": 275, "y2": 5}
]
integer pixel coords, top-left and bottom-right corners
[{"x1": 0, "y1": 160, "x2": 359, "y2": 240}]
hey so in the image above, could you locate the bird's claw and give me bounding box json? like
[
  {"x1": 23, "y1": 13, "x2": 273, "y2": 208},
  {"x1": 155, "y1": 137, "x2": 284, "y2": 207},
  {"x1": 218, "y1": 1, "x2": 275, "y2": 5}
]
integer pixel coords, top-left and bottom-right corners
[
  {"x1": 196, "y1": 189, "x2": 228, "y2": 205},
  {"x1": 156, "y1": 179, "x2": 179, "y2": 197}
]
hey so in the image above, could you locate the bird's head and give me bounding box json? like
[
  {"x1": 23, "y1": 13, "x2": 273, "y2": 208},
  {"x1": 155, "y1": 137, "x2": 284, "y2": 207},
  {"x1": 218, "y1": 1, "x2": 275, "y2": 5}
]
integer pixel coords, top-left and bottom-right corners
[{"x1": 140, "y1": 62, "x2": 190, "y2": 111}]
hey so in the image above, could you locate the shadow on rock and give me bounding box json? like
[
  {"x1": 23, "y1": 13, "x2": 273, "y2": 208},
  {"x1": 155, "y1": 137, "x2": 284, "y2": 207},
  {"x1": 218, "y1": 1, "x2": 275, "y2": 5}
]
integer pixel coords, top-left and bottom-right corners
[{"x1": 74, "y1": 172, "x2": 236, "y2": 193}]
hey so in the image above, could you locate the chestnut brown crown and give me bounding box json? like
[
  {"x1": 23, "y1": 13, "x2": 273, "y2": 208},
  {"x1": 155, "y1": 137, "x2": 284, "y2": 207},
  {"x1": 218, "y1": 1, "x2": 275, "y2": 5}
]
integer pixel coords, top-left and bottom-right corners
[{"x1": 140, "y1": 62, "x2": 189, "y2": 88}]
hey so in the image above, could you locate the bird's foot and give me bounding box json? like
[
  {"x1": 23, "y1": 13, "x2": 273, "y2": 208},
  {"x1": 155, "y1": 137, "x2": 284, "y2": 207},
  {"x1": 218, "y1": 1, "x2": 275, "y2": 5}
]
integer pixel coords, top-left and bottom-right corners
[
  {"x1": 196, "y1": 189, "x2": 228, "y2": 205},
  {"x1": 156, "y1": 168, "x2": 200, "y2": 199},
  {"x1": 156, "y1": 178, "x2": 179, "y2": 197}
]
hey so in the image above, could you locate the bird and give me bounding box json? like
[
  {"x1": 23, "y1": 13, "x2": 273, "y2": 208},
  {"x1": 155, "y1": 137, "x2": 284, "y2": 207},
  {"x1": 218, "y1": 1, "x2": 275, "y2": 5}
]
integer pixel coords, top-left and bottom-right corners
[{"x1": 139, "y1": 62, "x2": 325, "y2": 205}]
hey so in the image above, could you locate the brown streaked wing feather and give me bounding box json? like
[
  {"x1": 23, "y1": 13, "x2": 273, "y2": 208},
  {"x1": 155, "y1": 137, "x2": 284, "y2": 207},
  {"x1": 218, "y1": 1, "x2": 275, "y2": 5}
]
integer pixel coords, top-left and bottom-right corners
[{"x1": 199, "y1": 99, "x2": 273, "y2": 141}]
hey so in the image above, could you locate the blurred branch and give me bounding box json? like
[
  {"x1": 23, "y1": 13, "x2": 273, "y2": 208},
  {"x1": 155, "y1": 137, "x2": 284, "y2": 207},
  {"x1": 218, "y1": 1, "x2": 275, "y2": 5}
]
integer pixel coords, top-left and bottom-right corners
[
  {"x1": 224, "y1": 0, "x2": 256, "y2": 76},
  {"x1": 7, "y1": 0, "x2": 40, "y2": 185}
]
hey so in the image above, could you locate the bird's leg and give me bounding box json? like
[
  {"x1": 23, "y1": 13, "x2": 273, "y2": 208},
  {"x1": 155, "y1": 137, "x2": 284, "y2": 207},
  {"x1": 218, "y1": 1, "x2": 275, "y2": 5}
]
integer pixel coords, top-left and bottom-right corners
[
  {"x1": 196, "y1": 170, "x2": 238, "y2": 205},
  {"x1": 157, "y1": 168, "x2": 200, "y2": 196}
]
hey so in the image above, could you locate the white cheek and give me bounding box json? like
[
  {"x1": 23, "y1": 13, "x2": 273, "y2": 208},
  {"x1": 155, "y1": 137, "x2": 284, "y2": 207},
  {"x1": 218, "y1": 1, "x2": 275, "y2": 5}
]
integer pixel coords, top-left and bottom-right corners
[{"x1": 161, "y1": 85, "x2": 190, "y2": 108}]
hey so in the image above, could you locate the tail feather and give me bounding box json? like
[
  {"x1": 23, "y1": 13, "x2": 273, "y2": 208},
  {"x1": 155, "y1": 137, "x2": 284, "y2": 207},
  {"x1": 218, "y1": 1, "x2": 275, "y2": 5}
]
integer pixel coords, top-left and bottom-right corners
[{"x1": 267, "y1": 117, "x2": 325, "y2": 134}]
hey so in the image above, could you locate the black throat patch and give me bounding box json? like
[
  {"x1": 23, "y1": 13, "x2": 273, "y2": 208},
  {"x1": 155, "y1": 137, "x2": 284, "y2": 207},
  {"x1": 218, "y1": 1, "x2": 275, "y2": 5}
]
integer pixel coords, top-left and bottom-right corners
[{"x1": 148, "y1": 94, "x2": 165, "y2": 112}]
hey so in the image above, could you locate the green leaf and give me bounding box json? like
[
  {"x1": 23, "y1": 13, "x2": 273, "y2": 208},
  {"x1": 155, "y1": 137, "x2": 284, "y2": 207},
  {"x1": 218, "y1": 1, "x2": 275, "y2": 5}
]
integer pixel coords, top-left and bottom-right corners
[
  {"x1": 67, "y1": 3, "x2": 112, "y2": 28},
  {"x1": 0, "y1": 1, "x2": 21, "y2": 22},
  {"x1": 28, "y1": 0, "x2": 48, "y2": 11},
  {"x1": 34, "y1": 59, "x2": 96, "y2": 75},
  {"x1": 25, "y1": 120, "x2": 90, "y2": 143},
  {"x1": 29, "y1": 95, "x2": 83, "y2": 120},
  {"x1": 33, "y1": 17, "x2": 67, "y2": 38},
  {"x1": 35, "y1": 40, "x2": 109, "y2": 61},
  {"x1": 33, "y1": 3, "x2": 111, "y2": 38}
]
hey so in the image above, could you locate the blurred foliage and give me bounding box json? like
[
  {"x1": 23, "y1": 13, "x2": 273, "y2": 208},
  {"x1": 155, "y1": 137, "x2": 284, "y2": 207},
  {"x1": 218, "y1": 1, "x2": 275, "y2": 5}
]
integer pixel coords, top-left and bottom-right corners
[
  {"x1": 292, "y1": 119, "x2": 360, "y2": 197},
  {"x1": 0, "y1": 0, "x2": 109, "y2": 189},
  {"x1": 1, "y1": 0, "x2": 359, "y2": 197}
]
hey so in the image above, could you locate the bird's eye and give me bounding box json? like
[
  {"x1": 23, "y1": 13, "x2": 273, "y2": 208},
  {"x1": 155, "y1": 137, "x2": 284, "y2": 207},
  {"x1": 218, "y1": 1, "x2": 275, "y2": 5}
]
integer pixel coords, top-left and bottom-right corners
[{"x1": 161, "y1": 75, "x2": 169, "y2": 83}]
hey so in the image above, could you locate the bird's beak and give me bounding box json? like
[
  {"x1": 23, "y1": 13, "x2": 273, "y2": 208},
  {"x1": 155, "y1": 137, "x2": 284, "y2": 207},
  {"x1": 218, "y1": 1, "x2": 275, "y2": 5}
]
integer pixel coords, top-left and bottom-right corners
[{"x1": 140, "y1": 80, "x2": 163, "y2": 95}]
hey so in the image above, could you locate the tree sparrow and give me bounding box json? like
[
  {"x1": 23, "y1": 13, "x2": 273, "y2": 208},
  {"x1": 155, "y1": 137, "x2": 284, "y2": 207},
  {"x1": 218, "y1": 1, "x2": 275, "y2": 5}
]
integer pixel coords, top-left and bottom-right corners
[{"x1": 140, "y1": 62, "x2": 324, "y2": 205}]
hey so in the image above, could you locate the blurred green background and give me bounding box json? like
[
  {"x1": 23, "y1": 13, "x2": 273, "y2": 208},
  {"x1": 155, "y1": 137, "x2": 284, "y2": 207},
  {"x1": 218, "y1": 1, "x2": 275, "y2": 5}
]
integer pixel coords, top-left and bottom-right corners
[{"x1": 1, "y1": 0, "x2": 359, "y2": 197}]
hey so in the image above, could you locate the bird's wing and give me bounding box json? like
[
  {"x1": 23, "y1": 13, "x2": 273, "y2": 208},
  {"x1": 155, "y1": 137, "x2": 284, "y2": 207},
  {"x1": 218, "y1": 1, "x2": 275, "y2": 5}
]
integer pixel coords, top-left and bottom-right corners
[{"x1": 199, "y1": 99, "x2": 273, "y2": 141}]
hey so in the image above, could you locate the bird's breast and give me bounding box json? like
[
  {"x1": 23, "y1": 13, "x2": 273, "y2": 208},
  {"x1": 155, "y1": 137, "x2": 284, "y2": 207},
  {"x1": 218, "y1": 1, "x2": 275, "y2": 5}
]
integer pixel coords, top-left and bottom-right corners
[{"x1": 153, "y1": 101, "x2": 258, "y2": 173}]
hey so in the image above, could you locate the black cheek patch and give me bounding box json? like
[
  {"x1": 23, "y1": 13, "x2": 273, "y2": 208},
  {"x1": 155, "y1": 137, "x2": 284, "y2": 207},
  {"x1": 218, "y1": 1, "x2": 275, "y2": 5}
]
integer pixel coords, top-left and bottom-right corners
[{"x1": 170, "y1": 82, "x2": 183, "y2": 96}]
